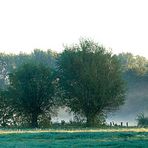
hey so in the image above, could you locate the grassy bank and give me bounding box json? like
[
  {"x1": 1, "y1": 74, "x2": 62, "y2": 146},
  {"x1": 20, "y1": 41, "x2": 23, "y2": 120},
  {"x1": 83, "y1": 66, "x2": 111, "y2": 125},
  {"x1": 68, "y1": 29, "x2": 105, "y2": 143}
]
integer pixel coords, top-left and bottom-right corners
[
  {"x1": 0, "y1": 128, "x2": 148, "y2": 147},
  {"x1": 0, "y1": 127, "x2": 148, "y2": 134}
]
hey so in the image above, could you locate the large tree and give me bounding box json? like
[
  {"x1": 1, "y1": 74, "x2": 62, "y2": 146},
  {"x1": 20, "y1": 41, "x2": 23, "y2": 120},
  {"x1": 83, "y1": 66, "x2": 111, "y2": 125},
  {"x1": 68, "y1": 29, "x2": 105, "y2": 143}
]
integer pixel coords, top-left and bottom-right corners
[
  {"x1": 57, "y1": 39, "x2": 125, "y2": 126},
  {"x1": 9, "y1": 62, "x2": 55, "y2": 128}
]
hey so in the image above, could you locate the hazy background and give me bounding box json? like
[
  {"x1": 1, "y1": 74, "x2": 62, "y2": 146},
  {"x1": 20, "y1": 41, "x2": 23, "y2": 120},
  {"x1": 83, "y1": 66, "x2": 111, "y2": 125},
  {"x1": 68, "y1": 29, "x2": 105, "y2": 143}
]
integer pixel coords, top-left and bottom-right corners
[{"x1": 52, "y1": 70, "x2": 148, "y2": 126}]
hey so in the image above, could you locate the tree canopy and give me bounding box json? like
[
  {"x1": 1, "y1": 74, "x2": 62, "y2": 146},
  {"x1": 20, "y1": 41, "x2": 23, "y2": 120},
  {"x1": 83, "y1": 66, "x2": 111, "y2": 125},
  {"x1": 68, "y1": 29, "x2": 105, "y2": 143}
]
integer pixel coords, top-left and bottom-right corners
[
  {"x1": 8, "y1": 62, "x2": 55, "y2": 128},
  {"x1": 57, "y1": 39, "x2": 125, "y2": 126}
]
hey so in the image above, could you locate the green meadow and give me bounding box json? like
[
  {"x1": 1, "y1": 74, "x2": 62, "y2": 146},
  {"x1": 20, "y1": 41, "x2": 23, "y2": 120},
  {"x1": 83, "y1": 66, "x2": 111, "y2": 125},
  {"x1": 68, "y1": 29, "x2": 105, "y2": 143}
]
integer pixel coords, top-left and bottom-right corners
[{"x1": 0, "y1": 128, "x2": 148, "y2": 147}]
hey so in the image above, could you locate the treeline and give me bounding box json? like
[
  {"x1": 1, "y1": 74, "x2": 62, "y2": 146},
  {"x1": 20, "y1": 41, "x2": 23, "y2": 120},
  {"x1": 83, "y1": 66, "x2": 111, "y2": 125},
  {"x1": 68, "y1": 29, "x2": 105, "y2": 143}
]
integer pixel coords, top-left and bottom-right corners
[
  {"x1": 117, "y1": 53, "x2": 148, "y2": 126},
  {"x1": 0, "y1": 39, "x2": 148, "y2": 128}
]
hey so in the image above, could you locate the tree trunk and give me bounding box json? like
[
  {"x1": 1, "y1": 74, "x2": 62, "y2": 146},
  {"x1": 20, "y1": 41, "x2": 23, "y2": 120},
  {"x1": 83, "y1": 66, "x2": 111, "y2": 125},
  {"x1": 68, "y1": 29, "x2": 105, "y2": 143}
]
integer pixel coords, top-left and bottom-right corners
[
  {"x1": 2, "y1": 116, "x2": 7, "y2": 127},
  {"x1": 86, "y1": 115, "x2": 96, "y2": 127},
  {"x1": 31, "y1": 112, "x2": 38, "y2": 128}
]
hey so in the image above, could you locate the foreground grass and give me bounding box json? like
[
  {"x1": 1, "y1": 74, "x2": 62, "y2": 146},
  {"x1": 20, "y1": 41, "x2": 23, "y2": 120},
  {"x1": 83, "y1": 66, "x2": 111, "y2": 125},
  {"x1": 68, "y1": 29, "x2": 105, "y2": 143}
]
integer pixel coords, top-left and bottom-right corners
[{"x1": 0, "y1": 128, "x2": 148, "y2": 147}]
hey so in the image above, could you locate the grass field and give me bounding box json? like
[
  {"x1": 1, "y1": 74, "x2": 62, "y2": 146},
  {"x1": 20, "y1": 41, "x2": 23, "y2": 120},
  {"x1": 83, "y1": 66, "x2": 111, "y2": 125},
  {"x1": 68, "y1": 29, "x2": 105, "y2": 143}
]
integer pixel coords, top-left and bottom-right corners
[{"x1": 0, "y1": 128, "x2": 148, "y2": 147}]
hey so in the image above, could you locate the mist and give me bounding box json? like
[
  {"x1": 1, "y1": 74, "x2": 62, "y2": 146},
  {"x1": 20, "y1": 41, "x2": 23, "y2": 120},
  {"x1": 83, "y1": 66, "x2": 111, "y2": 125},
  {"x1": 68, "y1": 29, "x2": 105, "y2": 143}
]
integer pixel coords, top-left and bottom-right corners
[{"x1": 53, "y1": 70, "x2": 148, "y2": 126}]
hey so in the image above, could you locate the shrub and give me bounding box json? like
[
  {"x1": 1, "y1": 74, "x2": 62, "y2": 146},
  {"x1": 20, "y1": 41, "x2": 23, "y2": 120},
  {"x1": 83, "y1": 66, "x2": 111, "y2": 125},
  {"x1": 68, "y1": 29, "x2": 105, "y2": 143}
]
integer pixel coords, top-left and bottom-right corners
[{"x1": 136, "y1": 113, "x2": 148, "y2": 127}]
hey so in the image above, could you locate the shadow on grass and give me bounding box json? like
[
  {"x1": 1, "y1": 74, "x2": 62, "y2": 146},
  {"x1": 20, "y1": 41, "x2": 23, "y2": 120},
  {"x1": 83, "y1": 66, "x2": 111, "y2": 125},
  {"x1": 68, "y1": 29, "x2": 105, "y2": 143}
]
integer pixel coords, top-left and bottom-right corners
[{"x1": 0, "y1": 131, "x2": 148, "y2": 147}]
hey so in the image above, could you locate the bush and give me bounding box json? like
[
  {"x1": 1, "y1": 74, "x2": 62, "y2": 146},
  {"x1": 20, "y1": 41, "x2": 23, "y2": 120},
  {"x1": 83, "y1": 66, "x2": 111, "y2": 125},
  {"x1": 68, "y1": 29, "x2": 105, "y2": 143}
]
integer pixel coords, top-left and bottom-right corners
[{"x1": 136, "y1": 113, "x2": 148, "y2": 127}]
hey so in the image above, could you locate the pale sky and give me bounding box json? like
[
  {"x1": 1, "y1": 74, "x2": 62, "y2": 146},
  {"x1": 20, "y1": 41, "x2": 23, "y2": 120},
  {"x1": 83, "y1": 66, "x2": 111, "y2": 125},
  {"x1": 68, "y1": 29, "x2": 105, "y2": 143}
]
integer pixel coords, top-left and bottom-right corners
[{"x1": 0, "y1": 0, "x2": 148, "y2": 58}]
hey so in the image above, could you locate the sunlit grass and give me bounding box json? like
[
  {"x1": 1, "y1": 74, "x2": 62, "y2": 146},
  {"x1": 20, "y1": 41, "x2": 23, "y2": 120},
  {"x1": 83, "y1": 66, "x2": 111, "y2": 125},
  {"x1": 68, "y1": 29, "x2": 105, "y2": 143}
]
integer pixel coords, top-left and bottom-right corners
[
  {"x1": 0, "y1": 128, "x2": 148, "y2": 147},
  {"x1": 0, "y1": 127, "x2": 148, "y2": 134}
]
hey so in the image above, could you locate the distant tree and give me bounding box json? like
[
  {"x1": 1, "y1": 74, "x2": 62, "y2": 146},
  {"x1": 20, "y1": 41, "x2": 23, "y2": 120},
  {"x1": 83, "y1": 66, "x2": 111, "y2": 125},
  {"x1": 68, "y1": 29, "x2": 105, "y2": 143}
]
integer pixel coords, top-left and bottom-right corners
[
  {"x1": 117, "y1": 53, "x2": 135, "y2": 71},
  {"x1": 0, "y1": 52, "x2": 31, "y2": 90},
  {"x1": 0, "y1": 90, "x2": 14, "y2": 127},
  {"x1": 31, "y1": 49, "x2": 57, "y2": 68},
  {"x1": 133, "y1": 55, "x2": 148, "y2": 74},
  {"x1": 136, "y1": 113, "x2": 148, "y2": 127},
  {"x1": 0, "y1": 50, "x2": 57, "y2": 90},
  {"x1": 0, "y1": 53, "x2": 10, "y2": 89},
  {"x1": 118, "y1": 53, "x2": 148, "y2": 74},
  {"x1": 8, "y1": 62, "x2": 55, "y2": 128},
  {"x1": 57, "y1": 39, "x2": 125, "y2": 126}
]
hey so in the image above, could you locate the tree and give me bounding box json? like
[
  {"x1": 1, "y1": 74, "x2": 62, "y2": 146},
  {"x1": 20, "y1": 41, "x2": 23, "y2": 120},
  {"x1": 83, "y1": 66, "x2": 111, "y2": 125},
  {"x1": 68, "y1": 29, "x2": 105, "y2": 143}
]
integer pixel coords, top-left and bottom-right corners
[
  {"x1": 0, "y1": 90, "x2": 14, "y2": 127},
  {"x1": 57, "y1": 39, "x2": 125, "y2": 126},
  {"x1": 31, "y1": 49, "x2": 57, "y2": 69},
  {"x1": 8, "y1": 62, "x2": 55, "y2": 128},
  {"x1": 117, "y1": 53, "x2": 148, "y2": 74},
  {"x1": 0, "y1": 53, "x2": 10, "y2": 89},
  {"x1": 0, "y1": 50, "x2": 57, "y2": 90},
  {"x1": 136, "y1": 113, "x2": 148, "y2": 127}
]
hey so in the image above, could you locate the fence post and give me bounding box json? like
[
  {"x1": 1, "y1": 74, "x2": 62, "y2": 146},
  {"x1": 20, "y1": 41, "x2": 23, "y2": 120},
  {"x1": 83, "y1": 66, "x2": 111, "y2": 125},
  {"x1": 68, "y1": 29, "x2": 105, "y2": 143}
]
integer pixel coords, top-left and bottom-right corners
[
  {"x1": 121, "y1": 122, "x2": 123, "y2": 127},
  {"x1": 126, "y1": 122, "x2": 128, "y2": 127}
]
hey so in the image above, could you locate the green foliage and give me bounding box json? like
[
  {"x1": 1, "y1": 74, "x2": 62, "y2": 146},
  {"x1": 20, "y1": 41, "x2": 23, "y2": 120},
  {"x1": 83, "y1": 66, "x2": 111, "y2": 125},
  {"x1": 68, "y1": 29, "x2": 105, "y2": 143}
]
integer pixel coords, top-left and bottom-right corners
[
  {"x1": 136, "y1": 113, "x2": 148, "y2": 127},
  {"x1": 8, "y1": 62, "x2": 55, "y2": 128},
  {"x1": 31, "y1": 49, "x2": 57, "y2": 68},
  {"x1": 0, "y1": 50, "x2": 57, "y2": 89},
  {"x1": 0, "y1": 50, "x2": 57, "y2": 128},
  {"x1": 57, "y1": 39, "x2": 125, "y2": 126},
  {"x1": 118, "y1": 53, "x2": 148, "y2": 74},
  {"x1": 0, "y1": 90, "x2": 14, "y2": 127}
]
